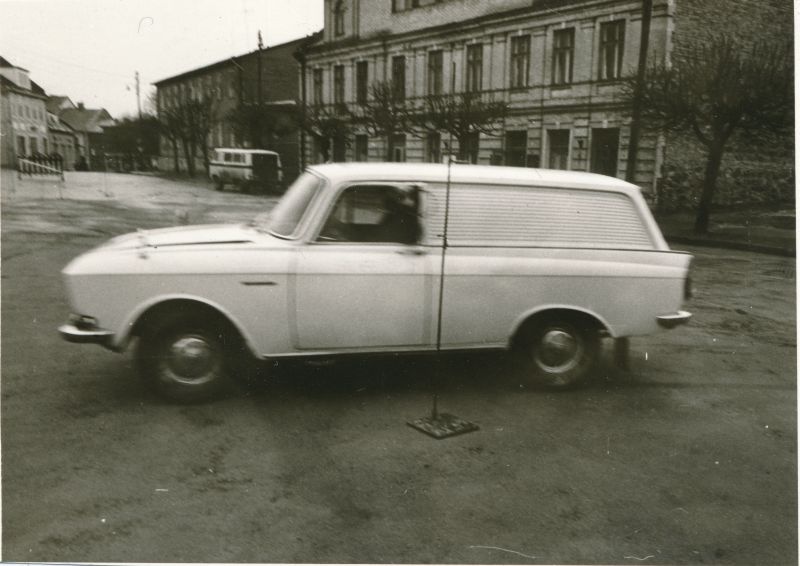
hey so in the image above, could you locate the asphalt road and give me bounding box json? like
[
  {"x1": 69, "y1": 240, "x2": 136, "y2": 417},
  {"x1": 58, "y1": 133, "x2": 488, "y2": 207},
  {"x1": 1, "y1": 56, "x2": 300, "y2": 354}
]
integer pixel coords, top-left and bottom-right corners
[{"x1": 2, "y1": 171, "x2": 796, "y2": 564}]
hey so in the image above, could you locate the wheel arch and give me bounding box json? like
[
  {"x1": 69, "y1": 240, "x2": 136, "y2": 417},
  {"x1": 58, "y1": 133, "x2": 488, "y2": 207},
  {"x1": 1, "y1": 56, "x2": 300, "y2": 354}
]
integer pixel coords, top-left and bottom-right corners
[
  {"x1": 508, "y1": 305, "x2": 612, "y2": 351},
  {"x1": 119, "y1": 295, "x2": 258, "y2": 356}
]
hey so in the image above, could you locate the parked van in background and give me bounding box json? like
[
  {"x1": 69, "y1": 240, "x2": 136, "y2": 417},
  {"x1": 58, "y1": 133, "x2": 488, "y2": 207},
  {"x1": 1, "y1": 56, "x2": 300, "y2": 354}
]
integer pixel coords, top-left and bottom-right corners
[{"x1": 209, "y1": 148, "x2": 282, "y2": 194}]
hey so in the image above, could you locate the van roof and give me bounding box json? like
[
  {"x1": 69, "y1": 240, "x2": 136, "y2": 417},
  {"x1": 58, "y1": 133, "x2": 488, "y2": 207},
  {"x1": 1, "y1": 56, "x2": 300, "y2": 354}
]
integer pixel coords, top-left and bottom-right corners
[
  {"x1": 215, "y1": 148, "x2": 279, "y2": 155},
  {"x1": 307, "y1": 162, "x2": 640, "y2": 194}
]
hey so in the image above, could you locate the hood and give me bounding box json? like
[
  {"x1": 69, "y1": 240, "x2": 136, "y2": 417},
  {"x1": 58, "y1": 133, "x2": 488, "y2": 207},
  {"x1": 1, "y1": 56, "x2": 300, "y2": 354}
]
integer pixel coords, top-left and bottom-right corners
[{"x1": 101, "y1": 223, "x2": 258, "y2": 251}]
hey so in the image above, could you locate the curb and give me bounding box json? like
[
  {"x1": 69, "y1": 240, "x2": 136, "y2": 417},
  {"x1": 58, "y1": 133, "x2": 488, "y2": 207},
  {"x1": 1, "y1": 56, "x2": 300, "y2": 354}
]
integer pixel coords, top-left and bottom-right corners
[{"x1": 665, "y1": 235, "x2": 796, "y2": 258}]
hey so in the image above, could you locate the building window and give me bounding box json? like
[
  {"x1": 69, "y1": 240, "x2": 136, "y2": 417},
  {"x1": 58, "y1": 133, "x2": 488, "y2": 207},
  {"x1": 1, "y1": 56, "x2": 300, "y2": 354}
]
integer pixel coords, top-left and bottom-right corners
[
  {"x1": 505, "y1": 130, "x2": 528, "y2": 166},
  {"x1": 426, "y1": 132, "x2": 441, "y2": 163},
  {"x1": 333, "y1": 0, "x2": 346, "y2": 36},
  {"x1": 392, "y1": 56, "x2": 406, "y2": 101},
  {"x1": 229, "y1": 71, "x2": 237, "y2": 98},
  {"x1": 334, "y1": 65, "x2": 345, "y2": 105},
  {"x1": 356, "y1": 61, "x2": 369, "y2": 104},
  {"x1": 427, "y1": 50, "x2": 443, "y2": 95},
  {"x1": 466, "y1": 44, "x2": 483, "y2": 92},
  {"x1": 390, "y1": 134, "x2": 406, "y2": 162},
  {"x1": 599, "y1": 20, "x2": 625, "y2": 81},
  {"x1": 462, "y1": 131, "x2": 479, "y2": 164},
  {"x1": 313, "y1": 68, "x2": 324, "y2": 105},
  {"x1": 548, "y1": 129, "x2": 570, "y2": 169},
  {"x1": 510, "y1": 35, "x2": 531, "y2": 89},
  {"x1": 552, "y1": 28, "x2": 575, "y2": 85},
  {"x1": 17, "y1": 135, "x2": 27, "y2": 156},
  {"x1": 355, "y1": 134, "x2": 369, "y2": 161}
]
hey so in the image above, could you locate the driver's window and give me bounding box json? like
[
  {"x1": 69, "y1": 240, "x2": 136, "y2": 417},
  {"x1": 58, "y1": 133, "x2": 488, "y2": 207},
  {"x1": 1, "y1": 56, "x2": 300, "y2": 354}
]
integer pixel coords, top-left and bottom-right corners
[{"x1": 318, "y1": 184, "x2": 420, "y2": 244}]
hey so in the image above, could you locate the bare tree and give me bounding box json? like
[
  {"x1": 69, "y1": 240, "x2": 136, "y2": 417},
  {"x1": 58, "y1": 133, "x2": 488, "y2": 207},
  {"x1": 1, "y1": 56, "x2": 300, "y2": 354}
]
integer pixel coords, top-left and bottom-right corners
[
  {"x1": 228, "y1": 103, "x2": 296, "y2": 151},
  {"x1": 630, "y1": 35, "x2": 792, "y2": 233},
  {"x1": 184, "y1": 96, "x2": 219, "y2": 177},
  {"x1": 296, "y1": 104, "x2": 351, "y2": 163},
  {"x1": 413, "y1": 92, "x2": 507, "y2": 162},
  {"x1": 354, "y1": 81, "x2": 412, "y2": 161},
  {"x1": 157, "y1": 103, "x2": 184, "y2": 174}
]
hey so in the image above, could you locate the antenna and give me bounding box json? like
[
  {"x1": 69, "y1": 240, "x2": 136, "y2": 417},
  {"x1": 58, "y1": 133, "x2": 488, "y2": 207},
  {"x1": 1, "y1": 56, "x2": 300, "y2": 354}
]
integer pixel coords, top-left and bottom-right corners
[{"x1": 407, "y1": 60, "x2": 478, "y2": 439}]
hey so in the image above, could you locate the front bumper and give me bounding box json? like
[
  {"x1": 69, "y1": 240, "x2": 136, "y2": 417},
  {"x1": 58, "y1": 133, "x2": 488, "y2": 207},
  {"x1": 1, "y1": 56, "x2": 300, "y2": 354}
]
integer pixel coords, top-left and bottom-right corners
[
  {"x1": 58, "y1": 322, "x2": 115, "y2": 348},
  {"x1": 656, "y1": 310, "x2": 693, "y2": 329}
]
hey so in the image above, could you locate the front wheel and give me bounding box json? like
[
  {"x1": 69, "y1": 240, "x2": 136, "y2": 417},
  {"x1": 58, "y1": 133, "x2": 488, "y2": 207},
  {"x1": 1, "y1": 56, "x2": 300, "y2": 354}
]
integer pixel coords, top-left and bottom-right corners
[
  {"x1": 137, "y1": 314, "x2": 232, "y2": 403},
  {"x1": 515, "y1": 316, "x2": 600, "y2": 389},
  {"x1": 213, "y1": 176, "x2": 224, "y2": 191}
]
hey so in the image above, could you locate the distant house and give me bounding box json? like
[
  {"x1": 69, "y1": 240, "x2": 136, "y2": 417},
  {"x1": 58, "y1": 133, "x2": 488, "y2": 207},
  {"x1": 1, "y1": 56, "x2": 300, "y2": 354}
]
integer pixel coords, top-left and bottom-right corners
[
  {"x1": 58, "y1": 103, "x2": 115, "y2": 170},
  {"x1": 46, "y1": 111, "x2": 78, "y2": 170},
  {"x1": 0, "y1": 56, "x2": 49, "y2": 168}
]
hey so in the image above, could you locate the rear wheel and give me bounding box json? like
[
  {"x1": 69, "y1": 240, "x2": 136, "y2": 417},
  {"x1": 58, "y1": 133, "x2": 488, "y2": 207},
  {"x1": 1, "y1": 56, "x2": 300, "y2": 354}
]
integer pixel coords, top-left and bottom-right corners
[
  {"x1": 515, "y1": 315, "x2": 600, "y2": 389},
  {"x1": 137, "y1": 313, "x2": 233, "y2": 403}
]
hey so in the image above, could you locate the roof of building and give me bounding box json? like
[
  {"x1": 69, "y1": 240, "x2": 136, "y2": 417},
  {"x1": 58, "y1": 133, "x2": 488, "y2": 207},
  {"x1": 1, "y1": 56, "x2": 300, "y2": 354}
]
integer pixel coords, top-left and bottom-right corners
[
  {"x1": 47, "y1": 111, "x2": 77, "y2": 134},
  {"x1": 59, "y1": 107, "x2": 115, "y2": 133},
  {"x1": 152, "y1": 32, "x2": 320, "y2": 86},
  {"x1": 0, "y1": 74, "x2": 46, "y2": 99},
  {"x1": 306, "y1": 163, "x2": 638, "y2": 194},
  {"x1": 0, "y1": 55, "x2": 26, "y2": 70},
  {"x1": 46, "y1": 95, "x2": 75, "y2": 113}
]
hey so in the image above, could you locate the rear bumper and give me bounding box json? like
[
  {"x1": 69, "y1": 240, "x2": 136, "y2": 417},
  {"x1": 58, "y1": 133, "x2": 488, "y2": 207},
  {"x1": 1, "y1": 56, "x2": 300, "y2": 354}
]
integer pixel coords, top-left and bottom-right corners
[
  {"x1": 656, "y1": 310, "x2": 692, "y2": 329},
  {"x1": 58, "y1": 322, "x2": 115, "y2": 348}
]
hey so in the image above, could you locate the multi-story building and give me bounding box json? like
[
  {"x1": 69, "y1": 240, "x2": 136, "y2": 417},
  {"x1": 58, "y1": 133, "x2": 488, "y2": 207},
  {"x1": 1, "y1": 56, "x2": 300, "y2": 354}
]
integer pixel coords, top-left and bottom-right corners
[
  {"x1": 0, "y1": 56, "x2": 49, "y2": 168},
  {"x1": 154, "y1": 34, "x2": 320, "y2": 182},
  {"x1": 301, "y1": 0, "x2": 792, "y2": 199}
]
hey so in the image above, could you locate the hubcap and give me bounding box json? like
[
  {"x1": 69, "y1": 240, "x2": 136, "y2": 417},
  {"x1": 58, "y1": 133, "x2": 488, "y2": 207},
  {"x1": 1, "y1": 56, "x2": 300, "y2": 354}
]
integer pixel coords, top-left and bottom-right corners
[
  {"x1": 535, "y1": 329, "x2": 582, "y2": 373},
  {"x1": 167, "y1": 335, "x2": 217, "y2": 382}
]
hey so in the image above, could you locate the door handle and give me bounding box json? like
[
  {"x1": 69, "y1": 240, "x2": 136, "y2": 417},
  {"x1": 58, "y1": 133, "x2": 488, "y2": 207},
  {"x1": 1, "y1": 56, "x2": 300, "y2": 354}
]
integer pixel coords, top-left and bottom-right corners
[{"x1": 396, "y1": 247, "x2": 427, "y2": 256}]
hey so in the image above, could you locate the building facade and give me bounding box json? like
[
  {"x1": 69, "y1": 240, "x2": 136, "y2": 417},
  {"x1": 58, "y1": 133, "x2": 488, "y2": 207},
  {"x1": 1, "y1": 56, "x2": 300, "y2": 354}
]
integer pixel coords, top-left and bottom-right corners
[
  {"x1": 0, "y1": 57, "x2": 49, "y2": 168},
  {"x1": 154, "y1": 34, "x2": 319, "y2": 182},
  {"x1": 302, "y1": 0, "x2": 792, "y2": 200}
]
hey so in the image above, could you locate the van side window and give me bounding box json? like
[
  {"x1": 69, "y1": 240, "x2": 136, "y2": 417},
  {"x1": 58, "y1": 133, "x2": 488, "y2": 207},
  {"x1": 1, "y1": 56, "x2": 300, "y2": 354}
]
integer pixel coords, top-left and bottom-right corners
[
  {"x1": 424, "y1": 184, "x2": 653, "y2": 249},
  {"x1": 318, "y1": 185, "x2": 420, "y2": 244}
]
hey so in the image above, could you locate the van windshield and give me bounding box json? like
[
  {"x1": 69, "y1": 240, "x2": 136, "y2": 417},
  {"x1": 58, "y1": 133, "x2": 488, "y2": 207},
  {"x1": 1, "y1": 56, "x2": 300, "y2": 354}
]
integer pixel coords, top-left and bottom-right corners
[{"x1": 252, "y1": 172, "x2": 322, "y2": 238}]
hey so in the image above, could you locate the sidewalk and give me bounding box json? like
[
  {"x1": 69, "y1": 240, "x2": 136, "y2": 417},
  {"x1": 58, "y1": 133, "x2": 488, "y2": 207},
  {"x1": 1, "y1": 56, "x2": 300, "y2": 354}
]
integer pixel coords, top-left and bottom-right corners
[{"x1": 655, "y1": 207, "x2": 795, "y2": 257}]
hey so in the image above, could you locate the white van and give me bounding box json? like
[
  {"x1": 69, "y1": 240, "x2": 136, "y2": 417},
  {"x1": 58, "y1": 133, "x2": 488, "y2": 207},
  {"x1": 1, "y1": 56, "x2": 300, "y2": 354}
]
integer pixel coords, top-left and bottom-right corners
[
  {"x1": 209, "y1": 148, "x2": 283, "y2": 194},
  {"x1": 60, "y1": 163, "x2": 692, "y2": 402}
]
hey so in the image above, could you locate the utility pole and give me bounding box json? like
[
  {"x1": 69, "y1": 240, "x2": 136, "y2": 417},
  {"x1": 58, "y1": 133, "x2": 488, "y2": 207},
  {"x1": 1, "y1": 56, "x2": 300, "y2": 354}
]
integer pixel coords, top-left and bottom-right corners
[
  {"x1": 135, "y1": 70, "x2": 142, "y2": 120},
  {"x1": 257, "y1": 30, "x2": 264, "y2": 148},
  {"x1": 625, "y1": 0, "x2": 653, "y2": 183}
]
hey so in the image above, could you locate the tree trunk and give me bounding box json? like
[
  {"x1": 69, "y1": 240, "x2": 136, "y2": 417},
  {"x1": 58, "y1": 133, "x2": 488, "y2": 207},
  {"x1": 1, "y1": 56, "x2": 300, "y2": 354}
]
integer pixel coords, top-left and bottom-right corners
[
  {"x1": 694, "y1": 139, "x2": 725, "y2": 234},
  {"x1": 181, "y1": 138, "x2": 195, "y2": 178},
  {"x1": 625, "y1": 0, "x2": 653, "y2": 184},
  {"x1": 171, "y1": 138, "x2": 180, "y2": 173}
]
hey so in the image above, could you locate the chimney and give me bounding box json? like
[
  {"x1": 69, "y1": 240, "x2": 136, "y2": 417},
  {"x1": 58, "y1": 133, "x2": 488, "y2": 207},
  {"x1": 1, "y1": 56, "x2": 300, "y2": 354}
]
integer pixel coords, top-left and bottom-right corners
[{"x1": 77, "y1": 102, "x2": 85, "y2": 110}]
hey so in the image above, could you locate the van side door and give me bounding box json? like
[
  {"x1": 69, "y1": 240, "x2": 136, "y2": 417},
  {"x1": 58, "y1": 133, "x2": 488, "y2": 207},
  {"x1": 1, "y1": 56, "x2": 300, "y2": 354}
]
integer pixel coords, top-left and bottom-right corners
[{"x1": 293, "y1": 183, "x2": 439, "y2": 351}]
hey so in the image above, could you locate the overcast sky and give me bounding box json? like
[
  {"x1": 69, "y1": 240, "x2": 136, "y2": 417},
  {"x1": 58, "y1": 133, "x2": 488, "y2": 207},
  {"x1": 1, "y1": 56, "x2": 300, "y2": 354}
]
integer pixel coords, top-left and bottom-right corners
[{"x1": 0, "y1": 0, "x2": 323, "y2": 117}]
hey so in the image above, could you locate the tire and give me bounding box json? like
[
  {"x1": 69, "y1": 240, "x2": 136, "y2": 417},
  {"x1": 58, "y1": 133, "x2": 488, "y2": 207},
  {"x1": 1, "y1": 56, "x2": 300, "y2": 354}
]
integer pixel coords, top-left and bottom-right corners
[
  {"x1": 515, "y1": 315, "x2": 600, "y2": 389},
  {"x1": 213, "y1": 176, "x2": 224, "y2": 191},
  {"x1": 137, "y1": 312, "x2": 233, "y2": 403}
]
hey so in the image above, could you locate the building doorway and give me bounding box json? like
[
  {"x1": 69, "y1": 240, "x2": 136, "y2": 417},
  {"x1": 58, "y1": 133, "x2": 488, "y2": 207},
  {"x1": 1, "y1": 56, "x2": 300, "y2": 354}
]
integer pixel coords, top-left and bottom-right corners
[{"x1": 590, "y1": 128, "x2": 620, "y2": 177}]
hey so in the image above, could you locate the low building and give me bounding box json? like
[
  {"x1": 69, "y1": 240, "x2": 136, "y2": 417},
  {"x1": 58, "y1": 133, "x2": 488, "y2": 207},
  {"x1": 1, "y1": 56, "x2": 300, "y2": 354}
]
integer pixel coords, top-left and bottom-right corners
[
  {"x1": 0, "y1": 56, "x2": 49, "y2": 168},
  {"x1": 46, "y1": 111, "x2": 78, "y2": 170},
  {"x1": 302, "y1": 0, "x2": 792, "y2": 203},
  {"x1": 153, "y1": 33, "x2": 321, "y2": 182},
  {"x1": 58, "y1": 103, "x2": 115, "y2": 170}
]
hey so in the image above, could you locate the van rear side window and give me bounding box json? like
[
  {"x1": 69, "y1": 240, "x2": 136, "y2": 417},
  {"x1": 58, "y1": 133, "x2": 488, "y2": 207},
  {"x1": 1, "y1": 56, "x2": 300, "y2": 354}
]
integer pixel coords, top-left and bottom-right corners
[{"x1": 425, "y1": 184, "x2": 654, "y2": 249}]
